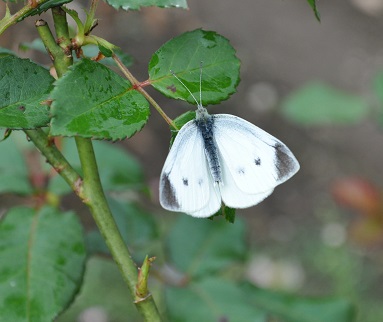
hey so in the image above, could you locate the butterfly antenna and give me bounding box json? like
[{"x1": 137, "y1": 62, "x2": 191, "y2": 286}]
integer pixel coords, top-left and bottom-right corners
[
  {"x1": 199, "y1": 61, "x2": 203, "y2": 106},
  {"x1": 170, "y1": 69, "x2": 202, "y2": 108}
]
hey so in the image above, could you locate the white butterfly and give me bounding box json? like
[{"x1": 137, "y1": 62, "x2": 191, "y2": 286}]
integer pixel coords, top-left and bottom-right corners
[{"x1": 159, "y1": 68, "x2": 300, "y2": 218}]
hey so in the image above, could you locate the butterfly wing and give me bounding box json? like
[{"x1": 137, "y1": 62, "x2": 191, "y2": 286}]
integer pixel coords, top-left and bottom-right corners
[
  {"x1": 186, "y1": 184, "x2": 221, "y2": 218},
  {"x1": 213, "y1": 114, "x2": 299, "y2": 208},
  {"x1": 159, "y1": 120, "x2": 221, "y2": 217},
  {"x1": 220, "y1": 164, "x2": 275, "y2": 208}
]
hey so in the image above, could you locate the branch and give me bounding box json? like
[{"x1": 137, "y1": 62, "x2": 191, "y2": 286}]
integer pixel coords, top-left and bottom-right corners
[
  {"x1": 52, "y1": 6, "x2": 73, "y2": 58},
  {"x1": 75, "y1": 137, "x2": 162, "y2": 320},
  {"x1": 31, "y1": 7, "x2": 163, "y2": 321},
  {"x1": 0, "y1": 0, "x2": 66, "y2": 35},
  {"x1": 35, "y1": 19, "x2": 70, "y2": 77},
  {"x1": 0, "y1": 3, "x2": 33, "y2": 35}
]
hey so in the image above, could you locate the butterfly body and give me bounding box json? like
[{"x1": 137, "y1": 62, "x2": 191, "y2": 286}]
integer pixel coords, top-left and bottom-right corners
[{"x1": 195, "y1": 106, "x2": 222, "y2": 184}]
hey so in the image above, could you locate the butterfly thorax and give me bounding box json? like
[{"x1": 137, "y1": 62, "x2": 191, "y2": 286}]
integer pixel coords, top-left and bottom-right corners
[{"x1": 195, "y1": 106, "x2": 222, "y2": 184}]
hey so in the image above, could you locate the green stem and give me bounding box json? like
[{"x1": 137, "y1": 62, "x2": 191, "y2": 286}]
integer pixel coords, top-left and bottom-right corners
[
  {"x1": 35, "y1": 19, "x2": 69, "y2": 77},
  {"x1": 24, "y1": 129, "x2": 83, "y2": 195},
  {"x1": 0, "y1": 2, "x2": 40, "y2": 35},
  {"x1": 52, "y1": 6, "x2": 73, "y2": 60},
  {"x1": 51, "y1": 6, "x2": 73, "y2": 76},
  {"x1": 75, "y1": 138, "x2": 161, "y2": 320},
  {"x1": 33, "y1": 7, "x2": 163, "y2": 321},
  {"x1": 75, "y1": 137, "x2": 137, "y2": 282},
  {"x1": 52, "y1": 7, "x2": 70, "y2": 39}
]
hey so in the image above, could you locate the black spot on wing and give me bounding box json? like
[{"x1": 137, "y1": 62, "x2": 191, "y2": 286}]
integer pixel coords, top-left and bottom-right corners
[
  {"x1": 182, "y1": 178, "x2": 188, "y2": 186},
  {"x1": 161, "y1": 173, "x2": 180, "y2": 208},
  {"x1": 274, "y1": 143, "x2": 296, "y2": 180},
  {"x1": 254, "y1": 157, "x2": 261, "y2": 166},
  {"x1": 237, "y1": 167, "x2": 245, "y2": 174}
]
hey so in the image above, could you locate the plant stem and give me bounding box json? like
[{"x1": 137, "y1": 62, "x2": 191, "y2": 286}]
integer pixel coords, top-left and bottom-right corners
[
  {"x1": 32, "y1": 7, "x2": 163, "y2": 321},
  {"x1": 52, "y1": 7, "x2": 70, "y2": 39},
  {"x1": 76, "y1": 140, "x2": 129, "y2": 254},
  {"x1": 0, "y1": 2, "x2": 42, "y2": 35},
  {"x1": 112, "y1": 54, "x2": 178, "y2": 130},
  {"x1": 52, "y1": 6, "x2": 73, "y2": 60},
  {"x1": 75, "y1": 137, "x2": 161, "y2": 320},
  {"x1": 35, "y1": 19, "x2": 69, "y2": 78}
]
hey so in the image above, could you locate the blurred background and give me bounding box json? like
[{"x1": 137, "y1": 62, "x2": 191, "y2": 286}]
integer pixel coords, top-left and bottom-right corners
[{"x1": 1, "y1": 0, "x2": 383, "y2": 321}]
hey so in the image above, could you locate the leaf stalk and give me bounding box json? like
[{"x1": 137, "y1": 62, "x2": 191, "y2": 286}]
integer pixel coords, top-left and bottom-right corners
[{"x1": 112, "y1": 54, "x2": 178, "y2": 130}]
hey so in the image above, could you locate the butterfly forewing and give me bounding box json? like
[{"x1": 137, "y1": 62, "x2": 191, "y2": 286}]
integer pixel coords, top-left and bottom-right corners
[
  {"x1": 213, "y1": 114, "x2": 300, "y2": 195},
  {"x1": 160, "y1": 121, "x2": 219, "y2": 214}
]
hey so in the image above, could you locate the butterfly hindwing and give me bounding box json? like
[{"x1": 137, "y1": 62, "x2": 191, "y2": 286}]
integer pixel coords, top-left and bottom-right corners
[{"x1": 220, "y1": 160, "x2": 275, "y2": 208}]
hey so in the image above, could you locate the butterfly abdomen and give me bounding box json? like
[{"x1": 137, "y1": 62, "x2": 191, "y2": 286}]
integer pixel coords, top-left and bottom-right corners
[{"x1": 195, "y1": 114, "x2": 222, "y2": 184}]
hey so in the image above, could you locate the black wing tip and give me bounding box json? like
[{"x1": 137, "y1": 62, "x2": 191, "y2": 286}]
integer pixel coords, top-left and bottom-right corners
[{"x1": 274, "y1": 142, "x2": 300, "y2": 181}]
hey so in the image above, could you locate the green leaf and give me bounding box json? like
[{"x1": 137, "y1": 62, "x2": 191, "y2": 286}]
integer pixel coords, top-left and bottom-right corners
[
  {"x1": 165, "y1": 251, "x2": 355, "y2": 322},
  {"x1": 241, "y1": 282, "x2": 356, "y2": 322},
  {"x1": 0, "y1": 206, "x2": 86, "y2": 322},
  {"x1": 86, "y1": 198, "x2": 158, "y2": 259},
  {"x1": 166, "y1": 278, "x2": 267, "y2": 322},
  {"x1": 173, "y1": 110, "x2": 196, "y2": 129},
  {"x1": 210, "y1": 205, "x2": 236, "y2": 223},
  {"x1": 373, "y1": 71, "x2": 383, "y2": 126},
  {"x1": 98, "y1": 44, "x2": 114, "y2": 58},
  {"x1": 281, "y1": 82, "x2": 369, "y2": 125},
  {"x1": 18, "y1": 0, "x2": 73, "y2": 21},
  {"x1": 166, "y1": 216, "x2": 246, "y2": 278},
  {"x1": 0, "y1": 54, "x2": 52, "y2": 129},
  {"x1": 148, "y1": 29, "x2": 240, "y2": 106},
  {"x1": 56, "y1": 257, "x2": 141, "y2": 322},
  {"x1": 222, "y1": 206, "x2": 236, "y2": 222},
  {"x1": 307, "y1": 0, "x2": 320, "y2": 21},
  {"x1": 0, "y1": 133, "x2": 33, "y2": 194},
  {"x1": 105, "y1": 0, "x2": 187, "y2": 11},
  {"x1": 50, "y1": 59, "x2": 149, "y2": 140},
  {"x1": 48, "y1": 139, "x2": 145, "y2": 195}
]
